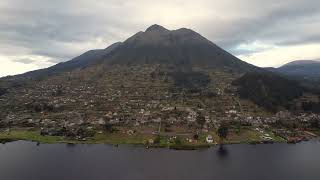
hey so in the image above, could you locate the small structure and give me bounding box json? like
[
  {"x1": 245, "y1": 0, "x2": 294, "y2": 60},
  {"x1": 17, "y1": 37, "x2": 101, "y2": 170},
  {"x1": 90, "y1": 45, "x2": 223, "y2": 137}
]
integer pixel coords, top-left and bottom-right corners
[
  {"x1": 206, "y1": 135, "x2": 214, "y2": 143},
  {"x1": 148, "y1": 139, "x2": 154, "y2": 144}
]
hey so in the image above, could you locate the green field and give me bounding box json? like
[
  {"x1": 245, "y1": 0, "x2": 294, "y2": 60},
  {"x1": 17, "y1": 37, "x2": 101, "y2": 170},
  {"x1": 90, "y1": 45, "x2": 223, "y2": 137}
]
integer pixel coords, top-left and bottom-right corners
[{"x1": 0, "y1": 127, "x2": 287, "y2": 149}]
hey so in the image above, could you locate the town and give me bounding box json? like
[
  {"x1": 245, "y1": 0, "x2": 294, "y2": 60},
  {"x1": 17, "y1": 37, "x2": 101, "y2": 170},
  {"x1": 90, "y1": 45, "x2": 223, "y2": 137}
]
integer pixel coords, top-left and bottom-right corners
[{"x1": 1, "y1": 64, "x2": 319, "y2": 148}]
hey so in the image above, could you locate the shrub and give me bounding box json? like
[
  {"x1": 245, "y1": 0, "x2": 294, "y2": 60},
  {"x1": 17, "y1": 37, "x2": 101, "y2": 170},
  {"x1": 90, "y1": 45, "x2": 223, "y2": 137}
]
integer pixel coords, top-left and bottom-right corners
[
  {"x1": 154, "y1": 135, "x2": 161, "y2": 144},
  {"x1": 174, "y1": 136, "x2": 182, "y2": 145}
]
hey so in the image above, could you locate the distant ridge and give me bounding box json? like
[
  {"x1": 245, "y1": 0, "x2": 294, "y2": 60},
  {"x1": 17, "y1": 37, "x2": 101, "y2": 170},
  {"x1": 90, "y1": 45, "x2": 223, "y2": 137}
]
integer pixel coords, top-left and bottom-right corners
[
  {"x1": 266, "y1": 59, "x2": 320, "y2": 79},
  {"x1": 282, "y1": 60, "x2": 320, "y2": 67}
]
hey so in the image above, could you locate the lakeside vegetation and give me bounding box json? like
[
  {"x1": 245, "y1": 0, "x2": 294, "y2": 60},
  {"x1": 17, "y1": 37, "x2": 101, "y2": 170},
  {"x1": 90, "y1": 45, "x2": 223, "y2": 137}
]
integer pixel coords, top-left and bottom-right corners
[{"x1": 0, "y1": 127, "x2": 288, "y2": 149}]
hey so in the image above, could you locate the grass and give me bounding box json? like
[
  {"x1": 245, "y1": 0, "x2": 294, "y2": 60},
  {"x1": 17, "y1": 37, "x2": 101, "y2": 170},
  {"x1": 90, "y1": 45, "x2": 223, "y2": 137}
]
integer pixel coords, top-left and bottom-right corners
[
  {"x1": 267, "y1": 131, "x2": 286, "y2": 143},
  {"x1": 91, "y1": 132, "x2": 154, "y2": 145},
  {"x1": 0, "y1": 127, "x2": 287, "y2": 149},
  {"x1": 0, "y1": 130, "x2": 67, "y2": 144},
  {"x1": 147, "y1": 135, "x2": 213, "y2": 150},
  {"x1": 225, "y1": 128, "x2": 262, "y2": 144},
  {"x1": 0, "y1": 128, "x2": 160, "y2": 146},
  {"x1": 311, "y1": 129, "x2": 320, "y2": 136},
  {"x1": 206, "y1": 127, "x2": 286, "y2": 144},
  {"x1": 169, "y1": 144, "x2": 210, "y2": 150}
]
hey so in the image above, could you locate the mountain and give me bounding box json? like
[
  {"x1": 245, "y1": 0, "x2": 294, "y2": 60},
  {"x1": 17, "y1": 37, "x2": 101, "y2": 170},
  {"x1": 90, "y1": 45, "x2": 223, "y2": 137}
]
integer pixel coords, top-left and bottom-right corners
[
  {"x1": 283, "y1": 60, "x2": 320, "y2": 66},
  {"x1": 265, "y1": 60, "x2": 320, "y2": 92},
  {"x1": 104, "y1": 24, "x2": 256, "y2": 72},
  {"x1": 266, "y1": 60, "x2": 320, "y2": 79},
  {"x1": 0, "y1": 24, "x2": 313, "y2": 118},
  {"x1": 6, "y1": 42, "x2": 122, "y2": 80},
  {"x1": 3, "y1": 24, "x2": 256, "y2": 82}
]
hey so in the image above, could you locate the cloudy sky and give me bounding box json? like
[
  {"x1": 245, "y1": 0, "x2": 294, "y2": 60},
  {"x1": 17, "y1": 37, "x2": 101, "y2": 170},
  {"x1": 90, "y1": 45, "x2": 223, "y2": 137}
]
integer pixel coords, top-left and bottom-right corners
[{"x1": 0, "y1": 0, "x2": 319, "y2": 77}]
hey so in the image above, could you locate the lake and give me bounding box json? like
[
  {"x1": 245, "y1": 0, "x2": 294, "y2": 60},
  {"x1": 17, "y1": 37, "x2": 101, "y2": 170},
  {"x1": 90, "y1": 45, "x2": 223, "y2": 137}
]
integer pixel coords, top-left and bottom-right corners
[{"x1": 0, "y1": 140, "x2": 319, "y2": 180}]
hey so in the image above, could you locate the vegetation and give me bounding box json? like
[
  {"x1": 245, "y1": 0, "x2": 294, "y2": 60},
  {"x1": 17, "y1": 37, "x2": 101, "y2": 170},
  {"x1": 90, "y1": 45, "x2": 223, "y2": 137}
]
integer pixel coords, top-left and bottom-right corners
[
  {"x1": 170, "y1": 71, "x2": 210, "y2": 89},
  {"x1": 174, "y1": 136, "x2": 182, "y2": 145},
  {"x1": 153, "y1": 135, "x2": 161, "y2": 144},
  {"x1": 169, "y1": 144, "x2": 210, "y2": 150},
  {"x1": 0, "y1": 130, "x2": 67, "y2": 144},
  {"x1": 196, "y1": 114, "x2": 206, "y2": 127},
  {"x1": 0, "y1": 87, "x2": 8, "y2": 96},
  {"x1": 104, "y1": 122, "x2": 114, "y2": 133},
  {"x1": 232, "y1": 72, "x2": 304, "y2": 111},
  {"x1": 302, "y1": 102, "x2": 320, "y2": 113},
  {"x1": 193, "y1": 134, "x2": 199, "y2": 140},
  {"x1": 310, "y1": 117, "x2": 320, "y2": 128},
  {"x1": 218, "y1": 123, "x2": 229, "y2": 144},
  {"x1": 0, "y1": 126, "x2": 289, "y2": 148}
]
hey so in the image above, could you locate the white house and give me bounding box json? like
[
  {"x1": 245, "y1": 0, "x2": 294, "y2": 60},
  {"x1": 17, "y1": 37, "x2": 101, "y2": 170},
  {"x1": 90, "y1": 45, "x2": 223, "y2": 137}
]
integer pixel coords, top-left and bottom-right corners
[{"x1": 206, "y1": 135, "x2": 214, "y2": 143}]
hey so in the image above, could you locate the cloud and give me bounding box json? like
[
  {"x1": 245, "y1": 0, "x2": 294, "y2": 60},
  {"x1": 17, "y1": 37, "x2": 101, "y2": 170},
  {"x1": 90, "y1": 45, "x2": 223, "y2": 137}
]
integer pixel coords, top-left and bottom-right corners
[
  {"x1": 0, "y1": 55, "x2": 54, "y2": 77},
  {"x1": 11, "y1": 58, "x2": 38, "y2": 64},
  {"x1": 0, "y1": 0, "x2": 320, "y2": 76},
  {"x1": 237, "y1": 43, "x2": 320, "y2": 67},
  {"x1": 232, "y1": 41, "x2": 276, "y2": 56}
]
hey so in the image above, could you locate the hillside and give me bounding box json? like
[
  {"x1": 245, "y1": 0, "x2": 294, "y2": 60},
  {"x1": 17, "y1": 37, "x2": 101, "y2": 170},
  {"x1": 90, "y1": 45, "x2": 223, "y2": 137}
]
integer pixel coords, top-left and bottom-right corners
[
  {"x1": 232, "y1": 72, "x2": 304, "y2": 112},
  {"x1": 266, "y1": 60, "x2": 320, "y2": 79},
  {"x1": 265, "y1": 60, "x2": 320, "y2": 91},
  {"x1": 3, "y1": 42, "x2": 122, "y2": 81}
]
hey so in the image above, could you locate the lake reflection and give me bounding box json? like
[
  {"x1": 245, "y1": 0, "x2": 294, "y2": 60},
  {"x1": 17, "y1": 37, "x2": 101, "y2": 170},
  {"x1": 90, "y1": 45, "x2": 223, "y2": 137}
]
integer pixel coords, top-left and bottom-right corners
[{"x1": 0, "y1": 140, "x2": 319, "y2": 180}]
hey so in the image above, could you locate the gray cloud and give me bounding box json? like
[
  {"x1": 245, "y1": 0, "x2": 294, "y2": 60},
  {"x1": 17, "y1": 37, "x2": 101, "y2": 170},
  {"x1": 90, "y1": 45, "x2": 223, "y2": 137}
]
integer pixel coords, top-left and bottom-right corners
[
  {"x1": 0, "y1": 0, "x2": 140, "y2": 62},
  {"x1": 195, "y1": 0, "x2": 320, "y2": 50},
  {"x1": 11, "y1": 58, "x2": 38, "y2": 64},
  {"x1": 0, "y1": 0, "x2": 319, "y2": 65}
]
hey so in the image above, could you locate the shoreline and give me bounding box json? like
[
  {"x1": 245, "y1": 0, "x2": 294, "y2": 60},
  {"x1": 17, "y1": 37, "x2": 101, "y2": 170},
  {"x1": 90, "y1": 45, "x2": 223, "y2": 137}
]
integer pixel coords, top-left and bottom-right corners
[
  {"x1": 1, "y1": 137, "x2": 314, "y2": 150},
  {"x1": 1, "y1": 129, "x2": 312, "y2": 150}
]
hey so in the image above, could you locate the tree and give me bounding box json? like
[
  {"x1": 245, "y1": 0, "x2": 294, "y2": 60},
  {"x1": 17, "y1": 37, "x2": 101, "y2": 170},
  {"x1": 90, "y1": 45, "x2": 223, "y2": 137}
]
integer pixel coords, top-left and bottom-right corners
[
  {"x1": 218, "y1": 123, "x2": 229, "y2": 144},
  {"x1": 104, "y1": 122, "x2": 114, "y2": 133},
  {"x1": 310, "y1": 117, "x2": 320, "y2": 129},
  {"x1": 154, "y1": 135, "x2": 161, "y2": 144},
  {"x1": 174, "y1": 136, "x2": 182, "y2": 145},
  {"x1": 52, "y1": 85, "x2": 63, "y2": 96},
  {"x1": 0, "y1": 88, "x2": 8, "y2": 96},
  {"x1": 193, "y1": 134, "x2": 199, "y2": 140},
  {"x1": 196, "y1": 114, "x2": 206, "y2": 128}
]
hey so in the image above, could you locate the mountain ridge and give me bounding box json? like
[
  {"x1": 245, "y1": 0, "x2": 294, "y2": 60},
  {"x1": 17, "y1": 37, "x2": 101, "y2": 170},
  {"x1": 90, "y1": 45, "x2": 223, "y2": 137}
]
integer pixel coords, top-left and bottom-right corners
[
  {"x1": 266, "y1": 59, "x2": 320, "y2": 79},
  {"x1": 2, "y1": 24, "x2": 258, "y2": 81},
  {"x1": 282, "y1": 60, "x2": 320, "y2": 67},
  {"x1": 3, "y1": 42, "x2": 122, "y2": 80},
  {"x1": 102, "y1": 25, "x2": 257, "y2": 72}
]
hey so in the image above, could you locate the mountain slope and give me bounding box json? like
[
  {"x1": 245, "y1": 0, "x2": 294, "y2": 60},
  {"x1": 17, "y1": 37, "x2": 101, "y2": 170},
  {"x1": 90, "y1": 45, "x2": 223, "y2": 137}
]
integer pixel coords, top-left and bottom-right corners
[
  {"x1": 265, "y1": 60, "x2": 320, "y2": 92},
  {"x1": 103, "y1": 24, "x2": 256, "y2": 72},
  {"x1": 267, "y1": 60, "x2": 320, "y2": 78},
  {"x1": 232, "y1": 72, "x2": 304, "y2": 111},
  {"x1": 5, "y1": 42, "x2": 122, "y2": 80},
  {"x1": 2, "y1": 24, "x2": 258, "y2": 81}
]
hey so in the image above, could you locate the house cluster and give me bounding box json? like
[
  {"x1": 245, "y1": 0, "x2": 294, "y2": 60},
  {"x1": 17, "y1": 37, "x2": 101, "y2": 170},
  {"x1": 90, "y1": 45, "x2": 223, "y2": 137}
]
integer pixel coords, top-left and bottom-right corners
[{"x1": 0, "y1": 65, "x2": 319, "y2": 141}]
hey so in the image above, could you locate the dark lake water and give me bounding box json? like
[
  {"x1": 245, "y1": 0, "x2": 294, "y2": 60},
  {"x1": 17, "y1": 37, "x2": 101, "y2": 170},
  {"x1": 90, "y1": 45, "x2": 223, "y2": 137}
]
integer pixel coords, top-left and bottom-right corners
[{"x1": 0, "y1": 140, "x2": 319, "y2": 180}]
